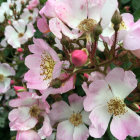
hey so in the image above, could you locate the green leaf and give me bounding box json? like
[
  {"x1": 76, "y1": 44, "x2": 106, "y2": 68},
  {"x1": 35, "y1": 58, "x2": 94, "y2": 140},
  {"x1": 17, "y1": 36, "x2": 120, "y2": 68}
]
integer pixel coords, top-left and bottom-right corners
[
  {"x1": 134, "y1": 9, "x2": 140, "y2": 21},
  {"x1": 40, "y1": 0, "x2": 47, "y2": 4},
  {"x1": 132, "y1": 0, "x2": 140, "y2": 11},
  {"x1": 132, "y1": 68, "x2": 140, "y2": 82},
  {"x1": 16, "y1": 62, "x2": 28, "y2": 78},
  {"x1": 121, "y1": 0, "x2": 130, "y2": 4}
]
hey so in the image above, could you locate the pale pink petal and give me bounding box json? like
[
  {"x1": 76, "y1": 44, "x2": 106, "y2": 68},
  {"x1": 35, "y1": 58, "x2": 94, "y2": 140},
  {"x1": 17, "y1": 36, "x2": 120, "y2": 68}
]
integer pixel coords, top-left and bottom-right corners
[
  {"x1": 83, "y1": 80, "x2": 113, "y2": 112},
  {"x1": 122, "y1": 13, "x2": 134, "y2": 29},
  {"x1": 124, "y1": 20, "x2": 140, "y2": 50},
  {"x1": 13, "y1": 20, "x2": 25, "y2": 33},
  {"x1": 110, "y1": 108, "x2": 140, "y2": 140},
  {"x1": 88, "y1": 0, "x2": 105, "y2": 22},
  {"x1": 0, "y1": 63, "x2": 15, "y2": 76},
  {"x1": 52, "y1": 62, "x2": 63, "y2": 79},
  {"x1": 73, "y1": 124, "x2": 89, "y2": 140},
  {"x1": 49, "y1": 101, "x2": 72, "y2": 123},
  {"x1": 24, "y1": 23, "x2": 35, "y2": 38},
  {"x1": 55, "y1": 0, "x2": 87, "y2": 29},
  {"x1": 25, "y1": 54, "x2": 41, "y2": 70},
  {"x1": 5, "y1": 25, "x2": 20, "y2": 48},
  {"x1": 56, "y1": 120, "x2": 74, "y2": 140},
  {"x1": 9, "y1": 92, "x2": 39, "y2": 107},
  {"x1": 37, "y1": 17, "x2": 50, "y2": 33},
  {"x1": 8, "y1": 109, "x2": 19, "y2": 122},
  {"x1": 89, "y1": 105, "x2": 111, "y2": 138},
  {"x1": 28, "y1": 44, "x2": 43, "y2": 54},
  {"x1": 101, "y1": 0, "x2": 118, "y2": 28},
  {"x1": 16, "y1": 130, "x2": 41, "y2": 140},
  {"x1": 40, "y1": 0, "x2": 56, "y2": 17},
  {"x1": 9, "y1": 107, "x2": 38, "y2": 131},
  {"x1": 105, "y1": 67, "x2": 137, "y2": 99},
  {"x1": 68, "y1": 94, "x2": 84, "y2": 113},
  {"x1": 49, "y1": 18, "x2": 82, "y2": 39},
  {"x1": 38, "y1": 115, "x2": 52, "y2": 138}
]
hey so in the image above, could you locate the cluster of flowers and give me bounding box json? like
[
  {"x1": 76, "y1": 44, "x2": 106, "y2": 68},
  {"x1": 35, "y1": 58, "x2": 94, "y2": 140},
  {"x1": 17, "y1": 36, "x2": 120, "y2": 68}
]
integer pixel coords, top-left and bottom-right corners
[{"x1": 0, "y1": 0, "x2": 140, "y2": 140}]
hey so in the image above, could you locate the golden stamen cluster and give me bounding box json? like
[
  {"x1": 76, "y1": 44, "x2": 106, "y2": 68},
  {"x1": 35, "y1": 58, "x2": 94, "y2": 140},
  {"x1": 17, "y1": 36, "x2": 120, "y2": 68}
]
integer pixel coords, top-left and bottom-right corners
[
  {"x1": 40, "y1": 52, "x2": 55, "y2": 81},
  {"x1": 119, "y1": 21, "x2": 127, "y2": 30},
  {"x1": 107, "y1": 97, "x2": 127, "y2": 116},
  {"x1": 18, "y1": 33, "x2": 24, "y2": 38},
  {"x1": 78, "y1": 19, "x2": 97, "y2": 32},
  {"x1": 69, "y1": 113, "x2": 82, "y2": 126},
  {"x1": 28, "y1": 16, "x2": 33, "y2": 21},
  {"x1": 29, "y1": 105, "x2": 41, "y2": 118},
  {"x1": 0, "y1": 74, "x2": 4, "y2": 82}
]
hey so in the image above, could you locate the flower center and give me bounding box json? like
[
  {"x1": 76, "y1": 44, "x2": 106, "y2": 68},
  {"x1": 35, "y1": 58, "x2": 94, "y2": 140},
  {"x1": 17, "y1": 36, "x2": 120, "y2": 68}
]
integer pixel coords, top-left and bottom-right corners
[
  {"x1": 69, "y1": 113, "x2": 82, "y2": 126},
  {"x1": 18, "y1": 33, "x2": 24, "y2": 38},
  {"x1": 78, "y1": 19, "x2": 97, "y2": 32},
  {"x1": 0, "y1": 74, "x2": 4, "y2": 82},
  {"x1": 119, "y1": 21, "x2": 127, "y2": 30},
  {"x1": 29, "y1": 105, "x2": 41, "y2": 118},
  {"x1": 107, "y1": 97, "x2": 127, "y2": 116},
  {"x1": 40, "y1": 52, "x2": 55, "y2": 81},
  {"x1": 28, "y1": 16, "x2": 33, "y2": 21}
]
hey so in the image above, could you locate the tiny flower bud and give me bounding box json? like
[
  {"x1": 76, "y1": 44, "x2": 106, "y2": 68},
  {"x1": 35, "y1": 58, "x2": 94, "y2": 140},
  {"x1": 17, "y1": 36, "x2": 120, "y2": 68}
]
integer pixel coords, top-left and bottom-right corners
[
  {"x1": 71, "y1": 49, "x2": 88, "y2": 67},
  {"x1": 93, "y1": 23, "x2": 103, "y2": 40},
  {"x1": 84, "y1": 73, "x2": 89, "y2": 79},
  {"x1": 51, "y1": 79, "x2": 62, "y2": 88},
  {"x1": 8, "y1": 20, "x2": 12, "y2": 25},
  {"x1": 17, "y1": 48, "x2": 23, "y2": 53},
  {"x1": 10, "y1": 80, "x2": 15, "y2": 85},
  {"x1": 124, "y1": 6, "x2": 130, "y2": 12},
  {"x1": 111, "y1": 10, "x2": 122, "y2": 25},
  {"x1": 13, "y1": 86, "x2": 26, "y2": 92}
]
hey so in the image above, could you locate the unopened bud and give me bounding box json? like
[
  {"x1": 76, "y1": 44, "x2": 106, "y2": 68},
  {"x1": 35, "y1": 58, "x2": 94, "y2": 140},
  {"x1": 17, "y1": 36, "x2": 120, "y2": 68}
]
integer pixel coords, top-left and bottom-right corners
[
  {"x1": 17, "y1": 48, "x2": 23, "y2": 53},
  {"x1": 71, "y1": 49, "x2": 88, "y2": 67},
  {"x1": 124, "y1": 6, "x2": 130, "y2": 12},
  {"x1": 13, "y1": 86, "x2": 26, "y2": 92},
  {"x1": 111, "y1": 10, "x2": 122, "y2": 25},
  {"x1": 51, "y1": 79, "x2": 62, "y2": 88},
  {"x1": 10, "y1": 80, "x2": 15, "y2": 85},
  {"x1": 93, "y1": 23, "x2": 103, "y2": 40}
]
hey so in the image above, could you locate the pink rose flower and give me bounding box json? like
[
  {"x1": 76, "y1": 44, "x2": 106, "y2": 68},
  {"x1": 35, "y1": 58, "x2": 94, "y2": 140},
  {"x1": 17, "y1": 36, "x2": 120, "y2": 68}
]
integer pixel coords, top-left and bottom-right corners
[
  {"x1": 24, "y1": 38, "x2": 63, "y2": 90},
  {"x1": 49, "y1": 94, "x2": 91, "y2": 140},
  {"x1": 83, "y1": 67, "x2": 140, "y2": 140},
  {"x1": 40, "y1": 0, "x2": 118, "y2": 39},
  {"x1": 0, "y1": 63, "x2": 15, "y2": 93},
  {"x1": 5, "y1": 19, "x2": 35, "y2": 48},
  {"x1": 9, "y1": 92, "x2": 52, "y2": 138}
]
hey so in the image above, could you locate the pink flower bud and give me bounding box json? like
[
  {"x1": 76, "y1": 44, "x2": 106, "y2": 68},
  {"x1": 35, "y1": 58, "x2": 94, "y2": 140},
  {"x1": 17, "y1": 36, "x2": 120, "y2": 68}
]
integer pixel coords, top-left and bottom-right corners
[
  {"x1": 71, "y1": 49, "x2": 88, "y2": 67},
  {"x1": 13, "y1": 86, "x2": 26, "y2": 92},
  {"x1": 10, "y1": 80, "x2": 15, "y2": 85},
  {"x1": 84, "y1": 73, "x2": 89, "y2": 79},
  {"x1": 124, "y1": 6, "x2": 130, "y2": 12},
  {"x1": 8, "y1": 20, "x2": 12, "y2": 25},
  {"x1": 17, "y1": 48, "x2": 23, "y2": 53}
]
